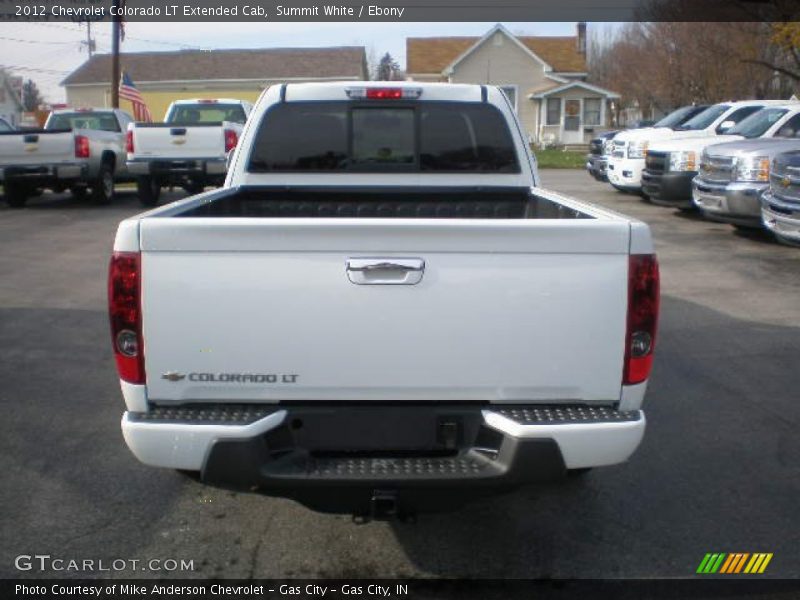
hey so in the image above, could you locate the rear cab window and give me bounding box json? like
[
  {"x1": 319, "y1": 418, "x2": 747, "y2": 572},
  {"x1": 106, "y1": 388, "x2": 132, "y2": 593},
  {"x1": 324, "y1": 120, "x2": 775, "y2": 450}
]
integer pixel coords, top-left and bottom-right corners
[
  {"x1": 247, "y1": 101, "x2": 520, "y2": 173},
  {"x1": 47, "y1": 112, "x2": 120, "y2": 132},
  {"x1": 168, "y1": 103, "x2": 247, "y2": 124}
]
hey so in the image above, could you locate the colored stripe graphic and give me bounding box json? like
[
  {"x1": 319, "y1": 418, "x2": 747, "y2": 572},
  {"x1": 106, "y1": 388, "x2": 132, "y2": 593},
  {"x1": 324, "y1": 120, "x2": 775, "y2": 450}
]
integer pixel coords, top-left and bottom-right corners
[
  {"x1": 697, "y1": 553, "x2": 713, "y2": 573},
  {"x1": 719, "y1": 554, "x2": 735, "y2": 573},
  {"x1": 699, "y1": 553, "x2": 773, "y2": 574},
  {"x1": 698, "y1": 553, "x2": 727, "y2": 573}
]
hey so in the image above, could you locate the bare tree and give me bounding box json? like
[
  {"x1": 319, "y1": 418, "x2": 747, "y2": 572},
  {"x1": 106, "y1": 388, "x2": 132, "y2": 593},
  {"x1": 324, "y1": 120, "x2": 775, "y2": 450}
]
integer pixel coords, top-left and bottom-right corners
[
  {"x1": 376, "y1": 53, "x2": 400, "y2": 81},
  {"x1": 22, "y1": 79, "x2": 44, "y2": 112},
  {"x1": 588, "y1": 20, "x2": 793, "y2": 118}
]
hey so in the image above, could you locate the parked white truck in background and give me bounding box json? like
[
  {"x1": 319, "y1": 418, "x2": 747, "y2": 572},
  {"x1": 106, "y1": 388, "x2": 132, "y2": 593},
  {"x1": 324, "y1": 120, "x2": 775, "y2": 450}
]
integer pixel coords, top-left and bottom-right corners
[
  {"x1": 0, "y1": 108, "x2": 132, "y2": 207},
  {"x1": 643, "y1": 103, "x2": 800, "y2": 210},
  {"x1": 586, "y1": 106, "x2": 709, "y2": 183},
  {"x1": 607, "y1": 100, "x2": 786, "y2": 195},
  {"x1": 126, "y1": 98, "x2": 252, "y2": 206},
  {"x1": 110, "y1": 82, "x2": 660, "y2": 517}
]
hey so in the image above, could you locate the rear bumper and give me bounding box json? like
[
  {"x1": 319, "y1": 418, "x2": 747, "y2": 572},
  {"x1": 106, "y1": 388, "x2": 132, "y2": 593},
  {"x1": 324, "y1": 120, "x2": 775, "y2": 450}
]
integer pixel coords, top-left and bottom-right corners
[
  {"x1": 0, "y1": 162, "x2": 86, "y2": 185},
  {"x1": 692, "y1": 179, "x2": 765, "y2": 227},
  {"x1": 642, "y1": 169, "x2": 695, "y2": 207},
  {"x1": 122, "y1": 404, "x2": 645, "y2": 512},
  {"x1": 126, "y1": 157, "x2": 226, "y2": 178}
]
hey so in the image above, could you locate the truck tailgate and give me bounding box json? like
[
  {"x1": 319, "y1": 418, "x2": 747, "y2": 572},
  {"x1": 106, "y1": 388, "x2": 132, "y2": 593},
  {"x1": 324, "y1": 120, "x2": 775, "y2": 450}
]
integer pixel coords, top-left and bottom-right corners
[
  {"x1": 139, "y1": 217, "x2": 631, "y2": 404},
  {"x1": 132, "y1": 124, "x2": 225, "y2": 159},
  {"x1": 0, "y1": 131, "x2": 74, "y2": 165}
]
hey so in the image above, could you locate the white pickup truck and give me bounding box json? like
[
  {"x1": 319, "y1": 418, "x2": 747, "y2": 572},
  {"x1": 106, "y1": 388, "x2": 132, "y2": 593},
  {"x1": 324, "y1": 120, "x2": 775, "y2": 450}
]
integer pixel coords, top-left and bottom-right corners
[
  {"x1": 607, "y1": 100, "x2": 787, "y2": 194},
  {"x1": 126, "y1": 98, "x2": 252, "y2": 206},
  {"x1": 643, "y1": 103, "x2": 800, "y2": 210},
  {"x1": 0, "y1": 108, "x2": 132, "y2": 207},
  {"x1": 110, "y1": 82, "x2": 660, "y2": 517}
]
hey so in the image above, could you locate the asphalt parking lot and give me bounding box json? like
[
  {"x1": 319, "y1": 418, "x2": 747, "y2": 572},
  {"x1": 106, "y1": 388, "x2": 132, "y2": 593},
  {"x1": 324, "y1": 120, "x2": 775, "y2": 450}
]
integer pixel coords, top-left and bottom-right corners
[{"x1": 0, "y1": 170, "x2": 798, "y2": 580}]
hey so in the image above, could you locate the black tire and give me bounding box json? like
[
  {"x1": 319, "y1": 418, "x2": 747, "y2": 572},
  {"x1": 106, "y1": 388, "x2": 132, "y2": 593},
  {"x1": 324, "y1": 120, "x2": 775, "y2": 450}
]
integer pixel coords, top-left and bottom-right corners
[
  {"x1": 175, "y1": 469, "x2": 201, "y2": 482},
  {"x1": 137, "y1": 176, "x2": 161, "y2": 207},
  {"x1": 91, "y1": 162, "x2": 115, "y2": 205},
  {"x1": 567, "y1": 468, "x2": 593, "y2": 478},
  {"x1": 4, "y1": 182, "x2": 28, "y2": 208},
  {"x1": 183, "y1": 180, "x2": 205, "y2": 196},
  {"x1": 71, "y1": 186, "x2": 88, "y2": 201}
]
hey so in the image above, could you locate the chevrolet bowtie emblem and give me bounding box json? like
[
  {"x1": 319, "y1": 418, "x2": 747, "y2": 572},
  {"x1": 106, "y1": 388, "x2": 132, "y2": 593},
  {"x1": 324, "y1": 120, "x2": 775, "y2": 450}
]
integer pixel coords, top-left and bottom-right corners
[
  {"x1": 161, "y1": 371, "x2": 186, "y2": 382},
  {"x1": 171, "y1": 138, "x2": 186, "y2": 145},
  {"x1": 782, "y1": 176, "x2": 792, "y2": 188}
]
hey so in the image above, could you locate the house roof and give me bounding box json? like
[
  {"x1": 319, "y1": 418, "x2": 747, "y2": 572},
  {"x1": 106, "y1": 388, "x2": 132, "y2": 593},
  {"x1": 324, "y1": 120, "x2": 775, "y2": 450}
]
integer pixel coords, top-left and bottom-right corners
[
  {"x1": 407, "y1": 33, "x2": 587, "y2": 75},
  {"x1": 529, "y1": 81, "x2": 620, "y2": 99},
  {"x1": 62, "y1": 46, "x2": 368, "y2": 86}
]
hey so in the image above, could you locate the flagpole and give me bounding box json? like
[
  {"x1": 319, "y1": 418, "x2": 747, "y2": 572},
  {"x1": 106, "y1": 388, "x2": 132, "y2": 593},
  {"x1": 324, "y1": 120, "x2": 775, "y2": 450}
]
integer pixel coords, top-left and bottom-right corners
[{"x1": 111, "y1": 0, "x2": 120, "y2": 108}]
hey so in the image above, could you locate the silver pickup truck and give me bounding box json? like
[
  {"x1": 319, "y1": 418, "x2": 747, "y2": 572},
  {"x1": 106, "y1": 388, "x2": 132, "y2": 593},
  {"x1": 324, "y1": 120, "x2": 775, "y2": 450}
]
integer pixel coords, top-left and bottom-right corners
[
  {"x1": 692, "y1": 107, "x2": 800, "y2": 228},
  {"x1": 761, "y1": 150, "x2": 800, "y2": 245},
  {"x1": 0, "y1": 108, "x2": 132, "y2": 207}
]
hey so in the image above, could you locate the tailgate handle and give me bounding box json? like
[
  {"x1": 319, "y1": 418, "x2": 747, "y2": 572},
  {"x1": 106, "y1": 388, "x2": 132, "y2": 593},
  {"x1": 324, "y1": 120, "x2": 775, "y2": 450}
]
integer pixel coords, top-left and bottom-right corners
[
  {"x1": 346, "y1": 258, "x2": 425, "y2": 286},
  {"x1": 23, "y1": 134, "x2": 39, "y2": 143},
  {"x1": 170, "y1": 128, "x2": 187, "y2": 136}
]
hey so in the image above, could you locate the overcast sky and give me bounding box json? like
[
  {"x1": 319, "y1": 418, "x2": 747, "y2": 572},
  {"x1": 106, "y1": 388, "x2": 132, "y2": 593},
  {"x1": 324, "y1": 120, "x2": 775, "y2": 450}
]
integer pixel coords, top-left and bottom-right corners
[{"x1": 0, "y1": 21, "x2": 590, "y2": 103}]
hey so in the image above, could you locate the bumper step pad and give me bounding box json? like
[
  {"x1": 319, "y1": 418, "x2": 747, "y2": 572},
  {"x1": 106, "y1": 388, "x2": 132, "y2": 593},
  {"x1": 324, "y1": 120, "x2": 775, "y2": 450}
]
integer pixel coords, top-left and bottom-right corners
[
  {"x1": 129, "y1": 404, "x2": 275, "y2": 425},
  {"x1": 299, "y1": 454, "x2": 490, "y2": 480},
  {"x1": 495, "y1": 406, "x2": 640, "y2": 425}
]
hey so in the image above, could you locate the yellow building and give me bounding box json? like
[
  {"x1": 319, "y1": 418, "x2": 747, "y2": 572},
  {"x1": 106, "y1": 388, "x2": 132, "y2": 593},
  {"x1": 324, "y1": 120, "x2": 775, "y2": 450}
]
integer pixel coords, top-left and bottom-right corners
[{"x1": 62, "y1": 47, "x2": 368, "y2": 120}]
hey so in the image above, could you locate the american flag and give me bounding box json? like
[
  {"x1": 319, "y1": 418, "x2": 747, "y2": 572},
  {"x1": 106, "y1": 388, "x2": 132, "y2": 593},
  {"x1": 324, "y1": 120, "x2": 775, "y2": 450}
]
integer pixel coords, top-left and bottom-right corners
[{"x1": 119, "y1": 72, "x2": 152, "y2": 122}]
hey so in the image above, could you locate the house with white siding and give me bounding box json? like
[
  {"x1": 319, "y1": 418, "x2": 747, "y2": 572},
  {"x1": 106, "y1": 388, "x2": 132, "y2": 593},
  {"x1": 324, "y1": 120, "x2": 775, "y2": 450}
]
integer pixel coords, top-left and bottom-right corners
[{"x1": 406, "y1": 24, "x2": 620, "y2": 146}]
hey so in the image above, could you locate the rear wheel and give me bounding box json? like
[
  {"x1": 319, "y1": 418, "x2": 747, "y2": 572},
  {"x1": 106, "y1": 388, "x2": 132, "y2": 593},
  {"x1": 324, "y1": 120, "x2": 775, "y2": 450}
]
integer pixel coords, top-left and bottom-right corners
[
  {"x1": 137, "y1": 175, "x2": 161, "y2": 207},
  {"x1": 4, "y1": 182, "x2": 29, "y2": 208},
  {"x1": 90, "y1": 162, "x2": 115, "y2": 205}
]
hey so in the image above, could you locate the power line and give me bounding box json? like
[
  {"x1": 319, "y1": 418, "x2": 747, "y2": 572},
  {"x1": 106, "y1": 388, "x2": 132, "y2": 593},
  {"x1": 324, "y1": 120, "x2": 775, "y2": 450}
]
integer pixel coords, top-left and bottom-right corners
[
  {"x1": 25, "y1": 20, "x2": 207, "y2": 50},
  {"x1": 0, "y1": 36, "x2": 76, "y2": 45},
  {"x1": 0, "y1": 63, "x2": 71, "y2": 75}
]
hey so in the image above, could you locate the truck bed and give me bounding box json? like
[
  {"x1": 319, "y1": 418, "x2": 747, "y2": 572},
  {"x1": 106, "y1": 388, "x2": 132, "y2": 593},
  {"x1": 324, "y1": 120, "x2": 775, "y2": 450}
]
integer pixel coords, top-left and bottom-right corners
[
  {"x1": 150, "y1": 185, "x2": 595, "y2": 220},
  {"x1": 130, "y1": 185, "x2": 632, "y2": 405}
]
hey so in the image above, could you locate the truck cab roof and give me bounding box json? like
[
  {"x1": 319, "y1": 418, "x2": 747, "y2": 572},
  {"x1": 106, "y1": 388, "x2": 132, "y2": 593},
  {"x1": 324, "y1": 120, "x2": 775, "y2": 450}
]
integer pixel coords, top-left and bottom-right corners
[{"x1": 648, "y1": 103, "x2": 800, "y2": 154}]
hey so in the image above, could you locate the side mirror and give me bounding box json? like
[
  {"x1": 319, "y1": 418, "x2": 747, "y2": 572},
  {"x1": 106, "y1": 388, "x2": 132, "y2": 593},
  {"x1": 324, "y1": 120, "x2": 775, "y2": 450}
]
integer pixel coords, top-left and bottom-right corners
[{"x1": 718, "y1": 120, "x2": 736, "y2": 133}]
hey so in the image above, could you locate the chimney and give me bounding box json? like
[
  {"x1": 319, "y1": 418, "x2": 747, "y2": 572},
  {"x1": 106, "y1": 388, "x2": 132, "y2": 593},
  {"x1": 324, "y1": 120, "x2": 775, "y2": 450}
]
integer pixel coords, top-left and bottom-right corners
[{"x1": 577, "y1": 22, "x2": 587, "y2": 55}]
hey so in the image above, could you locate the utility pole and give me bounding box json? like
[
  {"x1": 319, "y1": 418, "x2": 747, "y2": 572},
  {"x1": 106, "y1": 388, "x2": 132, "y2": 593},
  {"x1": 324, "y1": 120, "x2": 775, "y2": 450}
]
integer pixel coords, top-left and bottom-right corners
[
  {"x1": 111, "y1": 1, "x2": 120, "y2": 108},
  {"x1": 86, "y1": 22, "x2": 95, "y2": 57}
]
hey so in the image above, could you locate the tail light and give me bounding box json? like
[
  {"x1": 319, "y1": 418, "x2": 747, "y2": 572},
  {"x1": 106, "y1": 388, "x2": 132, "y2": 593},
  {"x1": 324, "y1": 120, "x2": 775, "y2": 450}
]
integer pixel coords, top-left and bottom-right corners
[
  {"x1": 74, "y1": 134, "x2": 90, "y2": 158},
  {"x1": 125, "y1": 130, "x2": 134, "y2": 154},
  {"x1": 623, "y1": 254, "x2": 660, "y2": 385},
  {"x1": 224, "y1": 129, "x2": 238, "y2": 153},
  {"x1": 108, "y1": 251, "x2": 145, "y2": 384}
]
